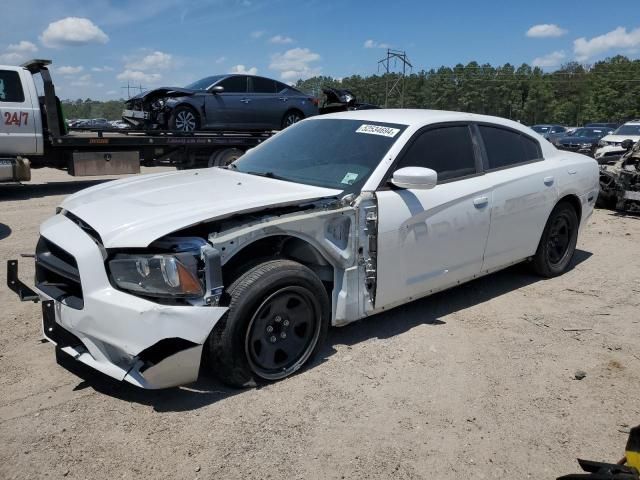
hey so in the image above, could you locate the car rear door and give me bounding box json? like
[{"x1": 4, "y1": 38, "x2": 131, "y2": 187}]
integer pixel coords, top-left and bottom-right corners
[
  {"x1": 247, "y1": 76, "x2": 281, "y2": 129},
  {"x1": 375, "y1": 124, "x2": 493, "y2": 309},
  {"x1": 477, "y1": 124, "x2": 557, "y2": 272},
  {"x1": 0, "y1": 68, "x2": 38, "y2": 155},
  {"x1": 204, "y1": 75, "x2": 249, "y2": 129}
]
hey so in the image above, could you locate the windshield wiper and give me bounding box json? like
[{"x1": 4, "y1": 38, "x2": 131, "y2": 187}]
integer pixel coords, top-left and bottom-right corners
[{"x1": 245, "y1": 171, "x2": 288, "y2": 181}]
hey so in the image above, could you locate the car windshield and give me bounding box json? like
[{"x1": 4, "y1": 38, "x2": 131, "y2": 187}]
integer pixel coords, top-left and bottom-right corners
[
  {"x1": 231, "y1": 119, "x2": 407, "y2": 190},
  {"x1": 573, "y1": 128, "x2": 609, "y2": 137},
  {"x1": 532, "y1": 125, "x2": 550, "y2": 133},
  {"x1": 614, "y1": 125, "x2": 640, "y2": 136},
  {"x1": 185, "y1": 75, "x2": 225, "y2": 90}
]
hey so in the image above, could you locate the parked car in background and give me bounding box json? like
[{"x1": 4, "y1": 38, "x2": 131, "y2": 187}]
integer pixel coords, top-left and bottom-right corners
[
  {"x1": 555, "y1": 126, "x2": 613, "y2": 156},
  {"x1": 109, "y1": 120, "x2": 130, "y2": 129},
  {"x1": 10, "y1": 109, "x2": 598, "y2": 389},
  {"x1": 531, "y1": 124, "x2": 567, "y2": 143},
  {"x1": 71, "y1": 118, "x2": 111, "y2": 129},
  {"x1": 595, "y1": 121, "x2": 640, "y2": 161},
  {"x1": 585, "y1": 122, "x2": 620, "y2": 130},
  {"x1": 122, "y1": 74, "x2": 319, "y2": 132}
]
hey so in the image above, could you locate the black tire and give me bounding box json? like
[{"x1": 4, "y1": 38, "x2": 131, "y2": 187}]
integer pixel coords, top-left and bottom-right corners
[
  {"x1": 207, "y1": 148, "x2": 244, "y2": 168},
  {"x1": 531, "y1": 201, "x2": 579, "y2": 278},
  {"x1": 281, "y1": 110, "x2": 303, "y2": 129},
  {"x1": 208, "y1": 259, "x2": 329, "y2": 387},
  {"x1": 169, "y1": 106, "x2": 200, "y2": 132}
]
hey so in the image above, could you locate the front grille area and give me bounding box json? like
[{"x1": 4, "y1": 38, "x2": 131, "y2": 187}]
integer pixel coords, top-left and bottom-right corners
[{"x1": 35, "y1": 236, "x2": 84, "y2": 309}]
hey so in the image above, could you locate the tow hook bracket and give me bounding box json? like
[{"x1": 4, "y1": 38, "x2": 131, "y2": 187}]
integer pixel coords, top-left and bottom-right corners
[{"x1": 6, "y1": 260, "x2": 40, "y2": 302}]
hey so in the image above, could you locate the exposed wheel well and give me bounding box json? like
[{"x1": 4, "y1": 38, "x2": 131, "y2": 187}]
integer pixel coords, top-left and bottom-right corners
[
  {"x1": 221, "y1": 235, "x2": 334, "y2": 293},
  {"x1": 557, "y1": 194, "x2": 582, "y2": 225}
]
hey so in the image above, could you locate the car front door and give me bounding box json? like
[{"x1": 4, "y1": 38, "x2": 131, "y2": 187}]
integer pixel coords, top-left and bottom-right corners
[
  {"x1": 375, "y1": 124, "x2": 493, "y2": 309},
  {"x1": 477, "y1": 124, "x2": 557, "y2": 272},
  {"x1": 0, "y1": 69, "x2": 38, "y2": 155},
  {"x1": 204, "y1": 75, "x2": 249, "y2": 129}
]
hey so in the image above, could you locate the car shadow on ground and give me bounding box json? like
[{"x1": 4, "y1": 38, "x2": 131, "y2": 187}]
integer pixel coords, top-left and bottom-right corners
[
  {"x1": 0, "y1": 179, "x2": 111, "y2": 201},
  {"x1": 56, "y1": 250, "x2": 592, "y2": 412},
  {"x1": 0, "y1": 223, "x2": 11, "y2": 240}
]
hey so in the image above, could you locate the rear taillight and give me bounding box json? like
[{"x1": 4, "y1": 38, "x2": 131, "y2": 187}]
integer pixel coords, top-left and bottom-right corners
[{"x1": 309, "y1": 97, "x2": 319, "y2": 107}]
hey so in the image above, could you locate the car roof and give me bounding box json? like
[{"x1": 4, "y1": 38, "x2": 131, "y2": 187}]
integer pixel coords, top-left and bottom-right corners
[{"x1": 311, "y1": 108, "x2": 535, "y2": 132}]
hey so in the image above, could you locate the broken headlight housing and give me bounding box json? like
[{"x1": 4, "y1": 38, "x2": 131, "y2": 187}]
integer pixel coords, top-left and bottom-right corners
[{"x1": 109, "y1": 253, "x2": 203, "y2": 298}]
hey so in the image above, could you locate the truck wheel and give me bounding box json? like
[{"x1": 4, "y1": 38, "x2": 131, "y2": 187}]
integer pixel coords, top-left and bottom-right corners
[
  {"x1": 208, "y1": 259, "x2": 329, "y2": 388},
  {"x1": 207, "y1": 148, "x2": 244, "y2": 168},
  {"x1": 169, "y1": 106, "x2": 199, "y2": 132},
  {"x1": 281, "y1": 110, "x2": 303, "y2": 129},
  {"x1": 531, "y1": 201, "x2": 578, "y2": 278}
]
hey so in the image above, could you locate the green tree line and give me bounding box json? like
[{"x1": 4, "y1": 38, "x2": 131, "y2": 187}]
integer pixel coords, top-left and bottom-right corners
[
  {"x1": 297, "y1": 55, "x2": 640, "y2": 126},
  {"x1": 60, "y1": 98, "x2": 126, "y2": 121}
]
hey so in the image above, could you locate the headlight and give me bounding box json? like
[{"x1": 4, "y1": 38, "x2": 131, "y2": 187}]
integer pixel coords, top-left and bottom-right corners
[{"x1": 109, "y1": 253, "x2": 203, "y2": 297}]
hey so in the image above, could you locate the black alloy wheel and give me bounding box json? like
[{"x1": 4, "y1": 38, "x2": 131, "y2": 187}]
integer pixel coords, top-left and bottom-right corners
[{"x1": 245, "y1": 286, "x2": 321, "y2": 380}]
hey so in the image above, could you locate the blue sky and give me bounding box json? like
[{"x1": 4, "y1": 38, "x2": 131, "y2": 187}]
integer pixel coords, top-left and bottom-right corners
[{"x1": 1, "y1": 0, "x2": 639, "y2": 100}]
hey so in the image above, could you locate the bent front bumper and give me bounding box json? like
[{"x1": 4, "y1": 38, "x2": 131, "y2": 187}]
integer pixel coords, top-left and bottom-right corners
[{"x1": 7, "y1": 214, "x2": 228, "y2": 389}]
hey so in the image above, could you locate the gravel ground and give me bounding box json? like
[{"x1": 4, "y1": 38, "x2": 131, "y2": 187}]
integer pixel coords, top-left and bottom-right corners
[{"x1": 1, "y1": 167, "x2": 639, "y2": 480}]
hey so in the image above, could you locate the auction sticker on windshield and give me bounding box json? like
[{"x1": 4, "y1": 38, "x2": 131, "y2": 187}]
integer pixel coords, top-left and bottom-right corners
[{"x1": 356, "y1": 124, "x2": 401, "y2": 137}]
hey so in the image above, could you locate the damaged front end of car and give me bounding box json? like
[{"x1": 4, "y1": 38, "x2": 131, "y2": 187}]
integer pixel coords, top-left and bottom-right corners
[
  {"x1": 122, "y1": 88, "x2": 196, "y2": 130},
  {"x1": 598, "y1": 140, "x2": 640, "y2": 212}
]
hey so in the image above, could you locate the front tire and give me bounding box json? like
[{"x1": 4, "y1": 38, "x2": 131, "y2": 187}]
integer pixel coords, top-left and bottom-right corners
[
  {"x1": 531, "y1": 201, "x2": 579, "y2": 277},
  {"x1": 169, "y1": 106, "x2": 200, "y2": 132},
  {"x1": 208, "y1": 260, "x2": 329, "y2": 387}
]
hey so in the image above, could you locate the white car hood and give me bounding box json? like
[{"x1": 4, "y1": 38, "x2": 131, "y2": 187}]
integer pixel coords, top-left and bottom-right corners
[
  {"x1": 60, "y1": 168, "x2": 341, "y2": 248},
  {"x1": 602, "y1": 134, "x2": 640, "y2": 143}
]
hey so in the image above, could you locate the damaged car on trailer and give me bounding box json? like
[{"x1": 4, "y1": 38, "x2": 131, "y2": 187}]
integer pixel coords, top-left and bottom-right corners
[
  {"x1": 8, "y1": 110, "x2": 598, "y2": 389},
  {"x1": 598, "y1": 139, "x2": 640, "y2": 212},
  {"x1": 319, "y1": 87, "x2": 380, "y2": 114},
  {"x1": 122, "y1": 74, "x2": 318, "y2": 132}
]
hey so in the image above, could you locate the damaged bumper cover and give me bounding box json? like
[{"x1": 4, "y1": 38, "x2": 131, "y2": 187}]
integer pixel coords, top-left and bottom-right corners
[{"x1": 8, "y1": 214, "x2": 227, "y2": 389}]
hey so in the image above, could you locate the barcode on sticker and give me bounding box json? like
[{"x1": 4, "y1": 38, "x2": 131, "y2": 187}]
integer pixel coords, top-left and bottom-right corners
[{"x1": 356, "y1": 124, "x2": 400, "y2": 137}]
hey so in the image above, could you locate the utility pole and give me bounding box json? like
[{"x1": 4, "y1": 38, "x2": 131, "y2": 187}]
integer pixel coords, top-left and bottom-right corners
[
  {"x1": 120, "y1": 82, "x2": 147, "y2": 99},
  {"x1": 377, "y1": 49, "x2": 413, "y2": 108}
]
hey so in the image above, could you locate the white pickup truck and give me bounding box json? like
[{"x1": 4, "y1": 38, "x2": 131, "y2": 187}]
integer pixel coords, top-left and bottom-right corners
[{"x1": 0, "y1": 59, "x2": 274, "y2": 182}]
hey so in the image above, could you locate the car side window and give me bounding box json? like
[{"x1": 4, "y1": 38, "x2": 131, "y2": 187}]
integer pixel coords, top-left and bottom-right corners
[
  {"x1": 276, "y1": 81, "x2": 291, "y2": 94},
  {"x1": 396, "y1": 125, "x2": 477, "y2": 182},
  {"x1": 251, "y1": 77, "x2": 276, "y2": 94},
  {"x1": 218, "y1": 76, "x2": 247, "y2": 93},
  {"x1": 0, "y1": 70, "x2": 25, "y2": 102},
  {"x1": 479, "y1": 125, "x2": 542, "y2": 170}
]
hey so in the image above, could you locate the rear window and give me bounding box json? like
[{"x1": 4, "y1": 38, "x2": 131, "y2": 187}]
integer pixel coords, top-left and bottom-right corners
[
  {"x1": 0, "y1": 70, "x2": 25, "y2": 102},
  {"x1": 480, "y1": 125, "x2": 542, "y2": 169}
]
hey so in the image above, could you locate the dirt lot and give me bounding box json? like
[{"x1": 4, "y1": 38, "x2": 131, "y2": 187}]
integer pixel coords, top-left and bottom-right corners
[{"x1": 1, "y1": 167, "x2": 639, "y2": 480}]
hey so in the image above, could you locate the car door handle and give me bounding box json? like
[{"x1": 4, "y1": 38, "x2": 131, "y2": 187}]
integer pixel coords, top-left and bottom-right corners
[
  {"x1": 473, "y1": 196, "x2": 489, "y2": 208},
  {"x1": 240, "y1": 98, "x2": 251, "y2": 104},
  {"x1": 279, "y1": 97, "x2": 288, "y2": 102},
  {"x1": 544, "y1": 176, "x2": 555, "y2": 186},
  {"x1": 567, "y1": 169, "x2": 577, "y2": 175}
]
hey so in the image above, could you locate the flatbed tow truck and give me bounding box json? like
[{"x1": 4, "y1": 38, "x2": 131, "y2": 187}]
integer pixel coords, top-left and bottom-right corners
[{"x1": 0, "y1": 59, "x2": 274, "y2": 182}]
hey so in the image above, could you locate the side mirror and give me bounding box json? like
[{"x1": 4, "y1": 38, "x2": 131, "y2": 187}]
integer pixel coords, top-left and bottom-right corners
[
  {"x1": 621, "y1": 139, "x2": 634, "y2": 151},
  {"x1": 211, "y1": 85, "x2": 224, "y2": 94},
  {"x1": 390, "y1": 167, "x2": 437, "y2": 190}
]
